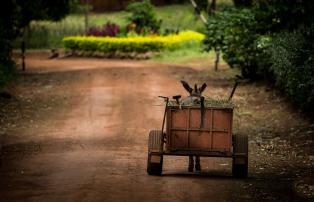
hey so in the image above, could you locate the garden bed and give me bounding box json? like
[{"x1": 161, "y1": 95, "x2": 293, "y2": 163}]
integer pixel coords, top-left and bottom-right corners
[{"x1": 63, "y1": 31, "x2": 204, "y2": 59}]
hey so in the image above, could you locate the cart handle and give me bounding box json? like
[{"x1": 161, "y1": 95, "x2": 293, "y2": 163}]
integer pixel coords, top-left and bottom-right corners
[
  {"x1": 228, "y1": 75, "x2": 249, "y2": 101},
  {"x1": 158, "y1": 96, "x2": 169, "y2": 134}
]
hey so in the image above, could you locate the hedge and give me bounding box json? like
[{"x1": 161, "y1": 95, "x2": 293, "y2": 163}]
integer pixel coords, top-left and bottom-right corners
[
  {"x1": 62, "y1": 31, "x2": 204, "y2": 53},
  {"x1": 269, "y1": 28, "x2": 314, "y2": 113}
]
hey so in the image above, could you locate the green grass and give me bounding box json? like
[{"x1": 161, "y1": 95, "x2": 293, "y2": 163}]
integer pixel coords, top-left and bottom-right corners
[
  {"x1": 152, "y1": 48, "x2": 213, "y2": 63},
  {"x1": 156, "y1": 4, "x2": 205, "y2": 33},
  {"x1": 12, "y1": 1, "x2": 233, "y2": 50},
  {"x1": 150, "y1": 47, "x2": 229, "y2": 70},
  {"x1": 13, "y1": 16, "x2": 85, "y2": 49},
  {"x1": 155, "y1": 0, "x2": 234, "y2": 33},
  {"x1": 88, "y1": 11, "x2": 129, "y2": 27}
]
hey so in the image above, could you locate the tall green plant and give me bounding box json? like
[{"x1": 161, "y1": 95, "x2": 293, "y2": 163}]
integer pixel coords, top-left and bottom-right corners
[
  {"x1": 126, "y1": 0, "x2": 161, "y2": 34},
  {"x1": 0, "y1": 0, "x2": 71, "y2": 86},
  {"x1": 0, "y1": 1, "x2": 20, "y2": 87},
  {"x1": 204, "y1": 9, "x2": 266, "y2": 78},
  {"x1": 204, "y1": 1, "x2": 314, "y2": 113}
]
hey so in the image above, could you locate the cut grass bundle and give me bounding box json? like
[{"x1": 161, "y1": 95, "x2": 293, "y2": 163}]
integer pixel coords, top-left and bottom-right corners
[{"x1": 168, "y1": 97, "x2": 235, "y2": 109}]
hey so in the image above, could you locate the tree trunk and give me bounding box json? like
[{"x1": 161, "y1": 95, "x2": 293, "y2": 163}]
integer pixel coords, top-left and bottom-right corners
[
  {"x1": 21, "y1": 26, "x2": 28, "y2": 71},
  {"x1": 189, "y1": 0, "x2": 208, "y2": 24},
  {"x1": 209, "y1": 0, "x2": 216, "y2": 14}
]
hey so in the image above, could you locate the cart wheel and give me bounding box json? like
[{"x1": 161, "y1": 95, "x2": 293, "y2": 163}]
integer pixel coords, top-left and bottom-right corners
[
  {"x1": 147, "y1": 130, "x2": 164, "y2": 175},
  {"x1": 232, "y1": 134, "x2": 248, "y2": 178}
]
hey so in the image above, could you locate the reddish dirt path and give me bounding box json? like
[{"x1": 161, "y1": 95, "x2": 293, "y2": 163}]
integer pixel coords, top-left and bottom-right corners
[{"x1": 0, "y1": 54, "x2": 312, "y2": 201}]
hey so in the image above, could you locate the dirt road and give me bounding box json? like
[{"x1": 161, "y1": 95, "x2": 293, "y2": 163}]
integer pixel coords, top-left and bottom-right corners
[{"x1": 0, "y1": 54, "x2": 313, "y2": 201}]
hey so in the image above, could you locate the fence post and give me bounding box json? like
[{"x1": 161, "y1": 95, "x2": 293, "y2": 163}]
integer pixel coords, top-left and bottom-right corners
[
  {"x1": 85, "y1": 0, "x2": 90, "y2": 35},
  {"x1": 21, "y1": 27, "x2": 27, "y2": 71}
]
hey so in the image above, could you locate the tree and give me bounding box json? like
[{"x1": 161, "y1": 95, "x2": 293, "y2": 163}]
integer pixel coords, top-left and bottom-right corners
[
  {"x1": 189, "y1": 0, "x2": 221, "y2": 71},
  {"x1": 19, "y1": 0, "x2": 71, "y2": 27},
  {"x1": 0, "y1": 0, "x2": 72, "y2": 85},
  {"x1": 233, "y1": 0, "x2": 253, "y2": 7},
  {"x1": 126, "y1": 0, "x2": 161, "y2": 34}
]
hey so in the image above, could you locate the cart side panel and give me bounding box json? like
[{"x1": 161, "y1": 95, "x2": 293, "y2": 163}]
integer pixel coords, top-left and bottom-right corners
[
  {"x1": 213, "y1": 110, "x2": 232, "y2": 131},
  {"x1": 166, "y1": 106, "x2": 233, "y2": 152},
  {"x1": 189, "y1": 131, "x2": 211, "y2": 148},
  {"x1": 170, "y1": 131, "x2": 188, "y2": 149},
  {"x1": 170, "y1": 109, "x2": 187, "y2": 129},
  {"x1": 166, "y1": 108, "x2": 188, "y2": 150},
  {"x1": 189, "y1": 109, "x2": 212, "y2": 129},
  {"x1": 212, "y1": 131, "x2": 230, "y2": 151},
  {"x1": 212, "y1": 109, "x2": 232, "y2": 151}
]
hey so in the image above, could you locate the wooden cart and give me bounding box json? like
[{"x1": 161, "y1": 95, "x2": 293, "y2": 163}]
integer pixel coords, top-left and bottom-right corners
[{"x1": 147, "y1": 104, "x2": 248, "y2": 177}]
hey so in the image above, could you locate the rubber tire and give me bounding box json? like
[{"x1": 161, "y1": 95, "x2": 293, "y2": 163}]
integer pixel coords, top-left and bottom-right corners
[
  {"x1": 232, "y1": 134, "x2": 248, "y2": 178},
  {"x1": 147, "y1": 130, "x2": 163, "y2": 175}
]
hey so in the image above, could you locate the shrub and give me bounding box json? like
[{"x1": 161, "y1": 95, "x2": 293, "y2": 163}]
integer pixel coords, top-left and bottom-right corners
[
  {"x1": 0, "y1": 30, "x2": 16, "y2": 87},
  {"x1": 69, "y1": 0, "x2": 91, "y2": 14},
  {"x1": 204, "y1": 2, "x2": 314, "y2": 113},
  {"x1": 87, "y1": 22, "x2": 120, "y2": 37},
  {"x1": 126, "y1": 0, "x2": 161, "y2": 34},
  {"x1": 233, "y1": 0, "x2": 253, "y2": 7},
  {"x1": 63, "y1": 31, "x2": 204, "y2": 53},
  {"x1": 203, "y1": 8, "x2": 277, "y2": 78},
  {"x1": 0, "y1": 61, "x2": 15, "y2": 88},
  {"x1": 87, "y1": 27, "x2": 103, "y2": 37},
  {"x1": 269, "y1": 27, "x2": 314, "y2": 113},
  {"x1": 204, "y1": 9, "x2": 262, "y2": 78}
]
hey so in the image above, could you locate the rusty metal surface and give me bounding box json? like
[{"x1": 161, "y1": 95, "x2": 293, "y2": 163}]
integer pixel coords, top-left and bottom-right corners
[{"x1": 166, "y1": 106, "x2": 233, "y2": 153}]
